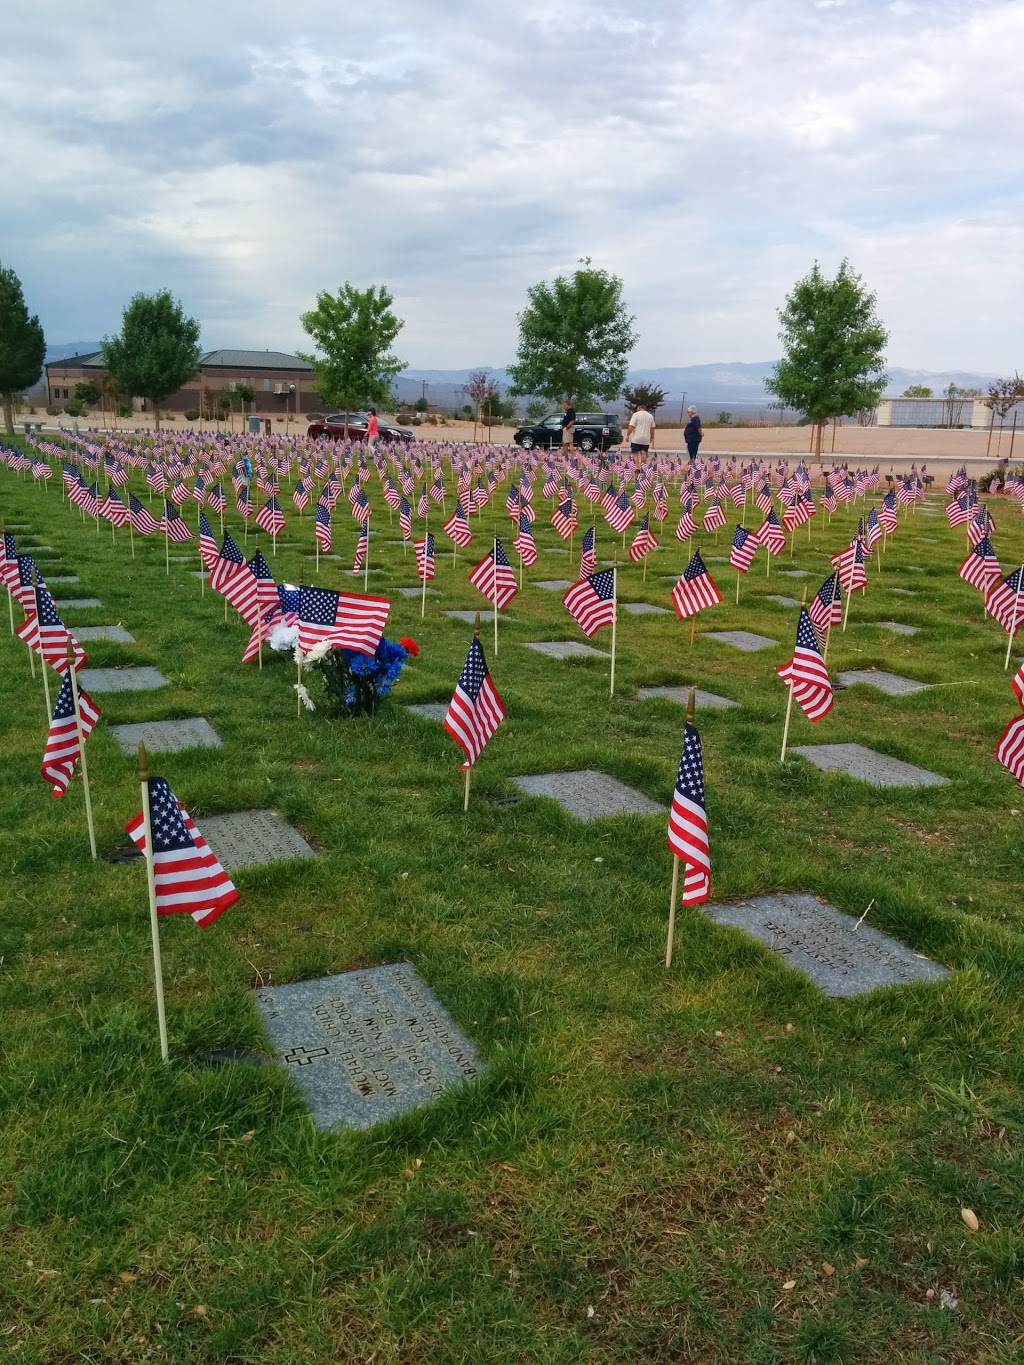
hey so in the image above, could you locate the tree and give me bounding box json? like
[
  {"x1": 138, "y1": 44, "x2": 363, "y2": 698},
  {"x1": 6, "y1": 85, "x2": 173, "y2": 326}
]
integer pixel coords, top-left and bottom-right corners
[
  {"x1": 0, "y1": 264, "x2": 46, "y2": 435},
  {"x1": 232, "y1": 381, "x2": 256, "y2": 415},
  {"x1": 901, "y1": 384, "x2": 932, "y2": 398},
  {"x1": 943, "y1": 383, "x2": 981, "y2": 428},
  {"x1": 622, "y1": 382, "x2": 668, "y2": 416},
  {"x1": 299, "y1": 283, "x2": 405, "y2": 439},
  {"x1": 102, "y1": 291, "x2": 201, "y2": 432},
  {"x1": 507, "y1": 258, "x2": 637, "y2": 408},
  {"x1": 766, "y1": 260, "x2": 888, "y2": 459},
  {"x1": 74, "y1": 381, "x2": 101, "y2": 410},
  {"x1": 464, "y1": 370, "x2": 493, "y2": 441},
  {"x1": 524, "y1": 398, "x2": 547, "y2": 422},
  {"x1": 983, "y1": 373, "x2": 1024, "y2": 425}
]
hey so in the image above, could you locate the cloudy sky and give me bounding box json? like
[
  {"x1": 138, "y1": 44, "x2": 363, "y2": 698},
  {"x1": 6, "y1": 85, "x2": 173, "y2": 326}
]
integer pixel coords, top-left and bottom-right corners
[{"x1": 5, "y1": 0, "x2": 1022, "y2": 371}]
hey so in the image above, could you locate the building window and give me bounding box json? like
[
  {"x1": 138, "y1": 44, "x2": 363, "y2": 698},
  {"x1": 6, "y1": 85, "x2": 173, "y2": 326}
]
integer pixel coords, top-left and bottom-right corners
[{"x1": 263, "y1": 378, "x2": 270, "y2": 391}]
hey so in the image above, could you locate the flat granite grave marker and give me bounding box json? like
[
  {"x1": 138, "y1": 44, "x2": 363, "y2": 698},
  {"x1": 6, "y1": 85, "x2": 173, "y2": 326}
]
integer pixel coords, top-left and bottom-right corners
[
  {"x1": 253, "y1": 961, "x2": 485, "y2": 1132},
  {"x1": 701, "y1": 891, "x2": 950, "y2": 997},
  {"x1": 890, "y1": 587, "x2": 916, "y2": 595},
  {"x1": 75, "y1": 625, "x2": 136, "y2": 643},
  {"x1": 445, "y1": 610, "x2": 503, "y2": 624},
  {"x1": 405, "y1": 702, "x2": 449, "y2": 722},
  {"x1": 55, "y1": 598, "x2": 102, "y2": 609},
  {"x1": 109, "y1": 717, "x2": 222, "y2": 755},
  {"x1": 47, "y1": 575, "x2": 79, "y2": 584},
  {"x1": 781, "y1": 570, "x2": 809, "y2": 578},
  {"x1": 396, "y1": 586, "x2": 437, "y2": 597},
  {"x1": 512, "y1": 769, "x2": 664, "y2": 820},
  {"x1": 636, "y1": 686, "x2": 738, "y2": 709},
  {"x1": 535, "y1": 580, "x2": 574, "y2": 591},
  {"x1": 765, "y1": 595, "x2": 802, "y2": 608},
  {"x1": 877, "y1": 621, "x2": 918, "y2": 636},
  {"x1": 198, "y1": 810, "x2": 315, "y2": 872},
  {"x1": 78, "y1": 666, "x2": 168, "y2": 693},
  {"x1": 838, "y1": 670, "x2": 930, "y2": 696},
  {"x1": 792, "y1": 742, "x2": 947, "y2": 788},
  {"x1": 704, "y1": 630, "x2": 779, "y2": 652},
  {"x1": 523, "y1": 641, "x2": 608, "y2": 659},
  {"x1": 621, "y1": 602, "x2": 671, "y2": 615}
]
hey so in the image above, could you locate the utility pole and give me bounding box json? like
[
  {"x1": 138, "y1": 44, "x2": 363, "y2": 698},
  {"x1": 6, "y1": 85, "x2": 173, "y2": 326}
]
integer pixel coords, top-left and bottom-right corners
[{"x1": 677, "y1": 391, "x2": 686, "y2": 424}]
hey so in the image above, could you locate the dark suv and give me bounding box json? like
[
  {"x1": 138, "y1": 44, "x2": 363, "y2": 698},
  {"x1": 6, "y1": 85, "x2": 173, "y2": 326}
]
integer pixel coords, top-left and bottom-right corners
[{"x1": 513, "y1": 411, "x2": 622, "y2": 452}]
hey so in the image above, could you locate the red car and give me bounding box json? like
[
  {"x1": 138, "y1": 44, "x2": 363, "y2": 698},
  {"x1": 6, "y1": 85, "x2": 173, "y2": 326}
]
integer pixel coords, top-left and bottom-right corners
[{"x1": 307, "y1": 412, "x2": 414, "y2": 443}]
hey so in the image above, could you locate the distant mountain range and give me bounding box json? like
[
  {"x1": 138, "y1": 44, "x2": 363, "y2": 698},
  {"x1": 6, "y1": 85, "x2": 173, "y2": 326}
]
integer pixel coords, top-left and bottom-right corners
[{"x1": 40, "y1": 346, "x2": 997, "y2": 414}]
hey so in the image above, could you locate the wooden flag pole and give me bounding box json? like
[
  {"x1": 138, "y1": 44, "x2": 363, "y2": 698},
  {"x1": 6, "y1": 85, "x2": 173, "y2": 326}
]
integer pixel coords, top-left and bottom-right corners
[
  {"x1": 164, "y1": 512, "x2": 170, "y2": 575},
  {"x1": 30, "y1": 571, "x2": 52, "y2": 719},
  {"x1": 666, "y1": 685, "x2": 696, "y2": 969},
  {"x1": 1005, "y1": 565, "x2": 1024, "y2": 671},
  {"x1": 138, "y1": 742, "x2": 170, "y2": 1063},
  {"x1": 780, "y1": 588, "x2": 809, "y2": 762},
  {"x1": 364, "y1": 523, "x2": 370, "y2": 592},
  {"x1": 67, "y1": 641, "x2": 97, "y2": 860},
  {"x1": 736, "y1": 570, "x2": 741, "y2": 605},
  {"x1": 841, "y1": 578, "x2": 853, "y2": 633},
  {"x1": 610, "y1": 556, "x2": 618, "y2": 697},
  {"x1": 492, "y1": 536, "x2": 499, "y2": 658}
]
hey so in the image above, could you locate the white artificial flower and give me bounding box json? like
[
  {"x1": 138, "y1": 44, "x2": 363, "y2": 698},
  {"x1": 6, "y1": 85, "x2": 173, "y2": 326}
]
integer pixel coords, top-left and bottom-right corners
[
  {"x1": 304, "y1": 640, "x2": 333, "y2": 665},
  {"x1": 293, "y1": 683, "x2": 316, "y2": 711},
  {"x1": 269, "y1": 622, "x2": 299, "y2": 652}
]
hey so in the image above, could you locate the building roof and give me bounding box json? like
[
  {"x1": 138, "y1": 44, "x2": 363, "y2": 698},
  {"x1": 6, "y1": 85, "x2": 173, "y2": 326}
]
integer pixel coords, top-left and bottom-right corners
[
  {"x1": 200, "y1": 349, "x2": 314, "y2": 371},
  {"x1": 45, "y1": 351, "x2": 105, "y2": 371}
]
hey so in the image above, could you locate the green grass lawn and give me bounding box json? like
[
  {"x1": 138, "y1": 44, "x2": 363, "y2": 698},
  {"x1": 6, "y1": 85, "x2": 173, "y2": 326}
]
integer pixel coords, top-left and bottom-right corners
[{"x1": 2, "y1": 445, "x2": 1024, "y2": 1363}]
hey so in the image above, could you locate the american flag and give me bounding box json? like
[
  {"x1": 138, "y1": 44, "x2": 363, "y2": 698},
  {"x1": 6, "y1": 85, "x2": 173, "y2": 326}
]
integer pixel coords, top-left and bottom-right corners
[
  {"x1": 667, "y1": 720, "x2": 710, "y2": 905},
  {"x1": 606, "y1": 489, "x2": 635, "y2": 533},
  {"x1": 321, "y1": 476, "x2": 341, "y2": 510},
  {"x1": 985, "y1": 566, "x2": 1024, "y2": 634},
  {"x1": 675, "y1": 507, "x2": 698, "y2": 542},
  {"x1": 382, "y1": 476, "x2": 401, "y2": 511},
  {"x1": 542, "y1": 470, "x2": 558, "y2": 499},
  {"x1": 352, "y1": 519, "x2": 369, "y2": 575},
  {"x1": 822, "y1": 479, "x2": 838, "y2": 514},
  {"x1": 808, "y1": 571, "x2": 843, "y2": 632},
  {"x1": 443, "y1": 635, "x2": 506, "y2": 768},
  {"x1": 292, "y1": 478, "x2": 311, "y2": 512},
  {"x1": 415, "y1": 532, "x2": 436, "y2": 581},
  {"x1": 430, "y1": 473, "x2": 446, "y2": 504},
  {"x1": 198, "y1": 512, "x2": 218, "y2": 567},
  {"x1": 161, "y1": 499, "x2": 193, "y2": 542},
  {"x1": 128, "y1": 494, "x2": 159, "y2": 535},
  {"x1": 41, "y1": 667, "x2": 100, "y2": 797},
  {"x1": 208, "y1": 482, "x2": 226, "y2": 513},
  {"x1": 399, "y1": 497, "x2": 412, "y2": 540},
  {"x1": 959, "y1": 536, "x2": 1001, "y2": 592},
  {"x1": 967, "y1": 508, "x2": 994, "y2": 548},
  {"x1": 209, "y1": 532, "x2": 246, "y2": 593},
  {"x1": 879, "y1": 490, "x2": 898, "y2": 534},
  {"x1": 703, "y1": 498, "x2": 727, "y2": 533},
  {"x1": 864, "y1": 507, "x2": 882, "y2": 550},
  {"x1": 297, "y1": 584, "x2": 390, "y2": 655},
  {"x1": 0, "y1": 532, "x2": 19, "y2": 590},
  {"x1": 629, "y1": 513, "x2": 658, "y2": 562},
  {"x1": 513, "y1": 513, "x2": 538, "y2": 566},
  {"x1": 236, "y1": 485, "x2": 251, "y2": 520},
  {"x1": 255, "y1": 496, "x2": 285, "y2": 536},
  {"x1": 996, "y1": 714, "x2": 1024, "y2": 787},
  {"x1": 776, "y1": 608, "x2": 833, "y2": 720},
  {"x1": 12, "y1": 554, "x2": 43, "y2": 608},
  {"x1": 146, "y1": 464, "x2": 168, "y2": 493},
  {"x1": 443, "y1": 500, "x2": 473, "y2": 548},
  {"x1": 671, "y1": 551, "x2": 723, "y2": 620},
  {"x1": 246, "y1": 550, "x2": 278, "y2": 617},
  {"x1": 350, "y1": 487, "x2": 371, "y2": 522},
  {"x1": 1013, "y1": 662, "x2": 1024, "y2": 708},
  {"x1": 946, "y1": 494, "x2": 970, "y2": 528},
  {"x1": 563, "y1": 568, "x2": 616, "y2": 637},
  {"x1": 729, "y1": 525, "x2": 759, "y2": 573},
  {"x1": 754, "y1": 482, "x2": 773, "y2": 514},
  {"x1": 831, "y1": 537, "x2": 867, "y2": 593},
  {"x1": 417, "y1": 486, "x2": 428, "y2": 518},
  {"x1": 469, "y1": 539, "x2": 519, "y2": 608},
  {"x1": 17, "y1": 582, "x2": 87, "y2": 671},
  {"x1": 100, "y1": 487, "x2": 129, "y2": 527},
  {"x1": 727, "y1": 482, "x2": 745, "y2": 508},
  {"x1": 551, "y1": 497, "x2": 578, "y2": 540},
  {"x1": 506, "y1": 484, "x2": 521, "y2": 516},
  {"x1": 32, "y1": 454, "x2": 53, "y2": 480},
  {"x1": 654, "y1": 481, "x2": 669, "y2": 520},
  {"x1": 170, "y1": 478, "x2": 189, "y2": 505},
  {"x1": 580, "y1": 526, "x2": 597, "y2": 577},
  {"x1": 125, "y1": 778, "x2": 238, "y2": 926},
  {"x1": 192, "y1": 476, "x2": 207, "y2": 505},
  {"x1": 755, "y1": 509, "x2": 786, "y2": 555},
  {"x1": 314, "y1": 500, "x2": 332, "y2": 551}
]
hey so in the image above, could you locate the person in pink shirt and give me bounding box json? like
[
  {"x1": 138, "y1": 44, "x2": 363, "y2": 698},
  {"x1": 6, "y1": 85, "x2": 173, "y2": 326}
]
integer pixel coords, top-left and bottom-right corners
[{"x1": 366, "y1": 408, "x2": 379, "y2": 446}]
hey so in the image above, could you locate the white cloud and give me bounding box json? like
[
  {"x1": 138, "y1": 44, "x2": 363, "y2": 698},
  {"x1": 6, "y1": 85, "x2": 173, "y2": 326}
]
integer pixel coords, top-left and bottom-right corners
[{"x1": 3, "y1": 0, "x2": 1023, "y2": 370}]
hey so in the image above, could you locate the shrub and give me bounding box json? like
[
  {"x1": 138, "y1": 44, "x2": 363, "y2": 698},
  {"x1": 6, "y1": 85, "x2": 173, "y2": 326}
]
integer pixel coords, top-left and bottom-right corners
[
  {"x1": 63, "y1": 399, "x2": 85, "y2": 417},
  {"x1": 45, "y1": 404, "x2": 60, "y2": 416},
  {"x1": 410, "y1": 416, "x2": 422, "y2": 425},
  {"x1": 717, "y1": 411, "x2": 733, "y2": 424},
  {"x1": 183, "y1": 408, "x2": 200, "y2": 421},
  {"x1": 117, "y1": 404, "x2": 132, "y2": 418}
]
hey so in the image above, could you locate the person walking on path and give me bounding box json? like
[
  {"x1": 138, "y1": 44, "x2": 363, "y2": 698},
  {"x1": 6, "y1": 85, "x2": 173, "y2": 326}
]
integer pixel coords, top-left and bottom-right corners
[
  {"x1": 683, "y1": 405, "x2": 703, "y2": 462},
  {"x1": 366, "y1": 407, "x2": 379, "y2": 447},
  {"x1": 561, "y1": 400, "x2": 576, "y2": 451},
  {"x1": 626, "y1": 401, "x2": 655, "y2": 472}
]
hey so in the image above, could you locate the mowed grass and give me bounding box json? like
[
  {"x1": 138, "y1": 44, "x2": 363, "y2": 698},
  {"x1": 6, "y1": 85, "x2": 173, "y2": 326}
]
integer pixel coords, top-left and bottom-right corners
[{"x1": 2, "y1": 443, "x2": 1024, "y2": 1363}]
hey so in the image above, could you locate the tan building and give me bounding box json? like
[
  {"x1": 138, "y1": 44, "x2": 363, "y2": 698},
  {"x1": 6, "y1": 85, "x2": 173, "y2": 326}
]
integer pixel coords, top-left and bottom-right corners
[{"x1": 45, "y1": 348, "x2": 321, "y2": 416}]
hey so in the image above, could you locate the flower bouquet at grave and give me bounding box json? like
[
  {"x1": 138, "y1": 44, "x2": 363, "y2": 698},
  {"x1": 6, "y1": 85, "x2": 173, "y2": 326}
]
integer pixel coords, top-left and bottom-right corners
[{"x1": 301, "y1": 636, "x2": 419, "y2": 717}]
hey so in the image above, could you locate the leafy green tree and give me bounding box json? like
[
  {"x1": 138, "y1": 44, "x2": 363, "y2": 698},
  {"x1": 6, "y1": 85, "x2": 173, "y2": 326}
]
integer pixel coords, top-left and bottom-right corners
[
  {"x1": 901, "y1": 384, "x2": 932, "y2": 398},
  {"x1": 983, "y1": 373, "x2": 1024, "y2": 424},
  {"x1": 766, "y1": 260, "x2": 888, "y2": 458},
  {"x1": 507, "y1": 258, "x2": 637, "y2": 407},
  {"x1": 524, "y1": 398, "x2": 547, "y2": 422},
  {"x1": 622, "y1": 382, "x2": 667, "y2": 416},
  {"x1": 233, "y1": 381, "x2": 256, "y2": 414},
  {"x1": 101, "y1": 290, "x2": 201, "y2": 432},
  {"x1": 300, "y1": 283, "x2": 405, "y2": 438},
  {"x1": 0, "y1": 264, "x2": 46, "y2": 435},
  {"x1": 74, "y1": 381, "x2": 101, "y2": 409}
]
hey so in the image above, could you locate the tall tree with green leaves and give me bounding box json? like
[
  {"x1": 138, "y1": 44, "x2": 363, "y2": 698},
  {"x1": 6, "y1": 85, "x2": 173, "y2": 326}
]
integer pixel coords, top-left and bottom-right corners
[
  {"x1": 0, "y1": 264, "x2": 46, "y2": 435},
  {"x1": 766, "y1": 260, "x2": 888, "y2": 459},
  {"x1": 507, "y1": 259, "x2": 637, "y2": 408},
  {"x1": 101, "y1": 290, "x2": 202, "y2": 432},
  {"x1": 622, "y1": 382, "x2": 668, "y2": 416},
  {"x1": 299, "y1": 283, "x2": 405, "y2": 438}
]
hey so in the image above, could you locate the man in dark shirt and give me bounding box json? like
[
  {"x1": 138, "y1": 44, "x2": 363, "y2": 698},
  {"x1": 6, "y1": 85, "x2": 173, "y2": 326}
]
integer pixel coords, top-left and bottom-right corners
[
  {"x1": 683, "y1": 406, "x2": 702, "y2": 462},
  {"x1": 561, "y1": 401, "x2": 576, "y2": 449}
]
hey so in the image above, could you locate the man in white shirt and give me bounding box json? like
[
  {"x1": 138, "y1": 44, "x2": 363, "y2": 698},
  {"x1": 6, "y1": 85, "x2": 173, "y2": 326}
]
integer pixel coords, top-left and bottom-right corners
[{"x1": 626, "y1": 402, "x2": 655, "y2": 472}]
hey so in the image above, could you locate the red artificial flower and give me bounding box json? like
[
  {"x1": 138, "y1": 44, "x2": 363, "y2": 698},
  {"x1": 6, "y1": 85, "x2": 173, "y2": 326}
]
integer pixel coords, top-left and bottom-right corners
[{"x1": 399, "y1": 637, "x2": 420, "y2": 657}]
